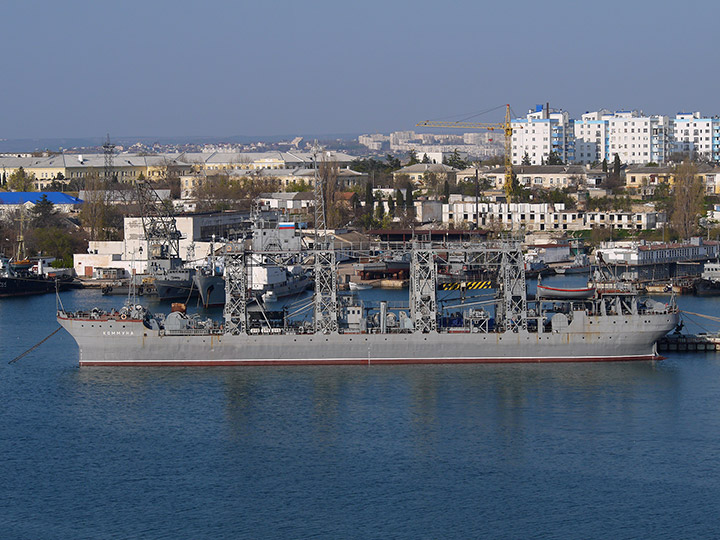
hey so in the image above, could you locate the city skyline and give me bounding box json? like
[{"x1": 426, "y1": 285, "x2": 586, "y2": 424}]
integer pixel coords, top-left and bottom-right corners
[{"x1": 4, "y1": 0, "x2": 719, "y2": 140}]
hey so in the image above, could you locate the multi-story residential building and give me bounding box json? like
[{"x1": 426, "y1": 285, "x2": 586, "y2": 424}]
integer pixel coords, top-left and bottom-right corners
[
  {"x1": 672, "y1": 112, "x2": 719, "y2": 161},
  {"x1": 584, "y1": 210, "x2": 660, "y2": 230},
  {"x1": 443, "y1": 196, "x2": 663, "y2": 232},
  {"x1": 389, "y1": 131, "x2": 416, "y2": 147},
  {"x1": 573, "y1": 110, "x2": 612, "y2": 163},
  {"x1": 511, "y1": 105, "x2": 575, "y2": 165},
  {"x1": 480, "y1": 165, "x2": 601, "y2": 190},
  {"x1": 606, "y1": 111, "x2": 671, "y2": 164},
  {"x1": 443, "y1": 198, "x2": 584, "y2": 232},
  {"x1": 358, "y1": 134, "x2": 390, "y2": 151},
  {"x1": 392, "y1": 163, "x2": 458, "y2": 186}
]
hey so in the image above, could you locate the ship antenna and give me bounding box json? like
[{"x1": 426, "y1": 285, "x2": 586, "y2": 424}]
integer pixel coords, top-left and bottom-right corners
[
  {"x1": 55, "y1": 280, "x2": 66, "y2": 314},
  {"x1": 128, "y1": 249, "x2": 138, "y2": 306}
]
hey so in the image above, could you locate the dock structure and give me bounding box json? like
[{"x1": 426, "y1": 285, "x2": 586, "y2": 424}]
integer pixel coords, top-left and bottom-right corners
[{"x1": 657, "y1": 334, "x2": 720, "y2": 352}]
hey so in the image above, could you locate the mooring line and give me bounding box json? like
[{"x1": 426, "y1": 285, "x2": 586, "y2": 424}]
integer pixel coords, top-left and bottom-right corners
[{"x1": 9, "y1": 327, "x2": 62, "y2": 365}]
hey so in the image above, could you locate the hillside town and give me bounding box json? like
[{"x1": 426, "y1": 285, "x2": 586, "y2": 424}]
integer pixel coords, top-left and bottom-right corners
[{"x1": 2, "y1": 102, "x2": 720, "y2": 290}]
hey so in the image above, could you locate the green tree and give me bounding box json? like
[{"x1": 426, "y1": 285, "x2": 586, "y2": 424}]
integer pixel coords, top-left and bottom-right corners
[
  {"x1": 405, "y1": 181, "x2": 415, "y2": 219},
  {"x1": 395, "y1": 189, "x2": 404, "y2": 210},
  {"x1": 443, "y1": 179, "x2": 450, "y2": 203},
  {"x1": 365, "y1": 180, "x2": 374, "y2": 211},
  {"x1": 286, "y1": 179, "x2": 312, "y2": 192},
  {"x1": 8, "y1": 167, "x2": 35, "y2": 191},
  {"x1": 388, "y1": 195, "x2": 395, "y2": 216},
  {"x1": 546, "y1": 151, "x2": 564, "y2": 165},
  {"x1": 602, "y1": 158, "x2": 608, "y2": 172},
  {"x1": 385, "y1": 154, "x2": 401, "y2": 170},
  {"x1": 613, "y1": 153, "x2": 622, "y2": 176},
  {"x1": 375, "y1": 198, "x2": 385, "y2": 219},
  {"x1": 423, "y1": 171, "x2": 440, "y2": 198},
  {"x1": 30, "y1": 194, "x2": 59, "y2": 228},
  {"x1": 521, "y1": 152, "x2": 532, "y2": 166},
  {"x1": 407, "y1": 150, "x2": 419, "y2": 165},
  {"x1": 445, "y1": 149, "x2": 470, "y2": 169},
  {"x1": 671, "y1": 161, "x2": 705, "y2": 239},
  {"x1": 421, "y1": 153, "x2": 430, "y2": 164}
]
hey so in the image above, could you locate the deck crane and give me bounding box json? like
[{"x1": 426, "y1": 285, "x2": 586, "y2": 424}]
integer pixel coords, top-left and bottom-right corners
[
  {"x1": 417, "y1": 104, "x2": 516, "y2": 201},
  {"x1": 135, "y1": 178, "x2": 183, "y2": 274}
]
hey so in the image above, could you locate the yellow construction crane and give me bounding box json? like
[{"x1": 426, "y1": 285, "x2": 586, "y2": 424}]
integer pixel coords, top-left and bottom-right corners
[{"x1": 417, "y1": 104, "x2": 515, "y2": 201}]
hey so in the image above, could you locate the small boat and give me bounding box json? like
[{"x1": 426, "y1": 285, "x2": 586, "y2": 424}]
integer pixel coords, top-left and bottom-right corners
[
  {"x1": 537, "y1": 284, "x2": 596, "y2": 299},
  {"x1": 555, "y1": 253, "x2": 591, "y2": 275},
  {"x1": 349, "y1": 282, "x2": 373, "y2": 291}
]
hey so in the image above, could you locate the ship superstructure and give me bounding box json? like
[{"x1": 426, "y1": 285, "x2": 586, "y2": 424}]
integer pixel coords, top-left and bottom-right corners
[{"x1": 58, "y1": 238, "x2": 679, "y2": 366}]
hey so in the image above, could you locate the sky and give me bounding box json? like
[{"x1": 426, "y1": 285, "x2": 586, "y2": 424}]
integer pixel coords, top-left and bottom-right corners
[{"x1": 3, "y1": 0, "x2": 719, "y2": 141}]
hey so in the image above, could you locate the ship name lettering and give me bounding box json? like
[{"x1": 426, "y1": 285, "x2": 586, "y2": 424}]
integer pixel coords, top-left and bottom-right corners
[{"x1": 102, "y1": 331, "x2": 134, "y2": 336}]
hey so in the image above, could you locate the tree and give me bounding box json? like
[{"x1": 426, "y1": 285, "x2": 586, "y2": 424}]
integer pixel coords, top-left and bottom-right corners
[
  {"x1": 286, "y1": 179, "x2": 312, "y2": 192},
  {"x1": 443, "y1": 179, "x2": 450, "y2": 203},
  {"x1": 405, "y1": 181, "x2": 415, "y2": 219},
  {"x1": 604, "y1": 153, "x2": 624, "y2": 193},
  {"x1": 423, "y1": 171, "x2": 440, "y2": 198},
  {"x1": 407, "y1": 150, "x2": 419, "y2": 165},
  {"x1": 395, "y1": 189, "x2": 404, "y2": 210},
  {"x1": 445, "y1": 149, "x2": 470, "y2": 169},
  {"x1": 385, "y1": 154, "x2": 401, "y2": 170},
  {"x1": 8, "y1": 167, "x2": 35, "y2": 191},
  {"x1": 521, "y1": 152, "x2": 532, "y2": 166},
  {"x1": 602, "y1": 158, "x2": 608, "y2": 173},
  {"x1": 546, "y1": 151, "x2": 564, "y2": 165},
  {"x1": 30, "y1": 194, "x2": 59, "y2": 228},
  {"x1": 421, "y1": 153, "x2": 430, "y2": 164},
  {"x1": 365, "y1": 180, "x2": 374, "y2": 209},
  {"x1": 388, "y1": 195, "x2": 395, "y2": 216},
  {"x1": 375, "y1": 198, "x2": 385, "y2": 219},
  {"x1": 79, "y1": 171, "x2": 112, "y2": 240},
  {"x1": 670, "y1": 161, "x2": 705, "y2": 239}
]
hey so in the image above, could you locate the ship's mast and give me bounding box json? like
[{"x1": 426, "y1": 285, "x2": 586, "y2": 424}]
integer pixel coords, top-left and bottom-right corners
[
  {"x1": 223, "y1": 242, "x2": 248, "y2": 335},
  {"x1": 313, "y1": 249, "x2": 338, "y2": 334},
  {"x1": 410, "y1": 246, "x2": 437, "y2": 333},
  {"x1": 311, "y1": 142, "x2": 327, "y2": 249},
  {"x1": 496, "y1": 237, "x2": 528, "y2": 332}
]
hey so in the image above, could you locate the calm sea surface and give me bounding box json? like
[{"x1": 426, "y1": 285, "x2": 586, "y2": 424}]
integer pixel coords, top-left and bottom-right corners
[{"x1": 2, "y1": 277, "x2": 720, "y2": 539}]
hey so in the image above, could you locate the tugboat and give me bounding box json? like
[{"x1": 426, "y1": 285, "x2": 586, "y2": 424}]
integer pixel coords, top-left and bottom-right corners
[
  {"x1": 694, "y1": 261, "x2": 720, "y2": 296},
  {"x1": 1, "y1": 257, "x2": 75, "y2": 297}
]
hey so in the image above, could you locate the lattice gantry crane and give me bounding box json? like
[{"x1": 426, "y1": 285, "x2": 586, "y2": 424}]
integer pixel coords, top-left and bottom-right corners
[{"x1": 417, "y1": 104, "x2": 516, "y2": 201}]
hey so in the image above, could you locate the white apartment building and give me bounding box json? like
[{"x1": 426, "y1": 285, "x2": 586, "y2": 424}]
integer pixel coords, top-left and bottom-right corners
[
  {"x1": 443, "y1": 198, "x2": 584, "y2": 231},
  {"x1": 390, "y1": 131, "x2": 416, "y2": 146},
  {"x1": 673, "y1": 112, "x2": 719, "y2": 161},
  {"x1": 606, "y1": 111, "x2": 671, "y2": 164},
  {"x1": 358, "y1": 134, "x2": 390, "y2": 151},
  {"x1": 574, "y1": 110, "x2": 612, "y2": 163},
  {"x1": 511, "y1": 105, "x2": 574, "y2": 165},
  {"x1": 443, "y1": 196, "x2": 662, "y2": 232}
]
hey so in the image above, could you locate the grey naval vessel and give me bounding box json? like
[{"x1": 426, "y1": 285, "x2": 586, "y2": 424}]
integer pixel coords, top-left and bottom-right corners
[{"x1": 58, "y1": 239, "x2": 679, "y2": 366}]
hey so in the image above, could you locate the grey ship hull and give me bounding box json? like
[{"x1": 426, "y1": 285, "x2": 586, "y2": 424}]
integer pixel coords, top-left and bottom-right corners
[
  {"x1": 194, "y1": 273, "x2": 311, "y2": 307},
  {"x1": 58, "y1": 310, "x2": 677, "y2": 366}
]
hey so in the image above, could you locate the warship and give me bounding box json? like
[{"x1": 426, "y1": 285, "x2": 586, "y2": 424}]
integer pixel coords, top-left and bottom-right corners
[
  {"x1": 194, "y1": 220, "x2": 311, "y2": 307},
  {"x1": 57, "y1": 239, "x2": 679, "y2": 366}
]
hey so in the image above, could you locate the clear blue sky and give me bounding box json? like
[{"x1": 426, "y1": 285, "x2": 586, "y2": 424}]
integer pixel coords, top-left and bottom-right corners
[{"x1": 4, "y1": 0, "x2": 717, "y2": 139}]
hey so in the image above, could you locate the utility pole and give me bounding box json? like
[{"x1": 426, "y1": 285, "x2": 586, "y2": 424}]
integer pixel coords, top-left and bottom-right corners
[
  {"x1": 103, "y1": 134, "x2": 115, "y2": 184},
  {"x1": 475, "y1": 168, "x2": 480, "y2": 230}
]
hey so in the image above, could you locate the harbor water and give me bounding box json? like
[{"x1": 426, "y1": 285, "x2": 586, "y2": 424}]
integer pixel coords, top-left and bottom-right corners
[{"x1": 2, "y1": 278, "x2": 720, "y2": 538}]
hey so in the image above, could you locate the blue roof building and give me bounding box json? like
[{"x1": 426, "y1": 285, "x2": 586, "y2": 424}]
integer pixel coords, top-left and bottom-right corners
[{"x1": 0, "y1": 192, "x2": 83, "y2": 205}]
